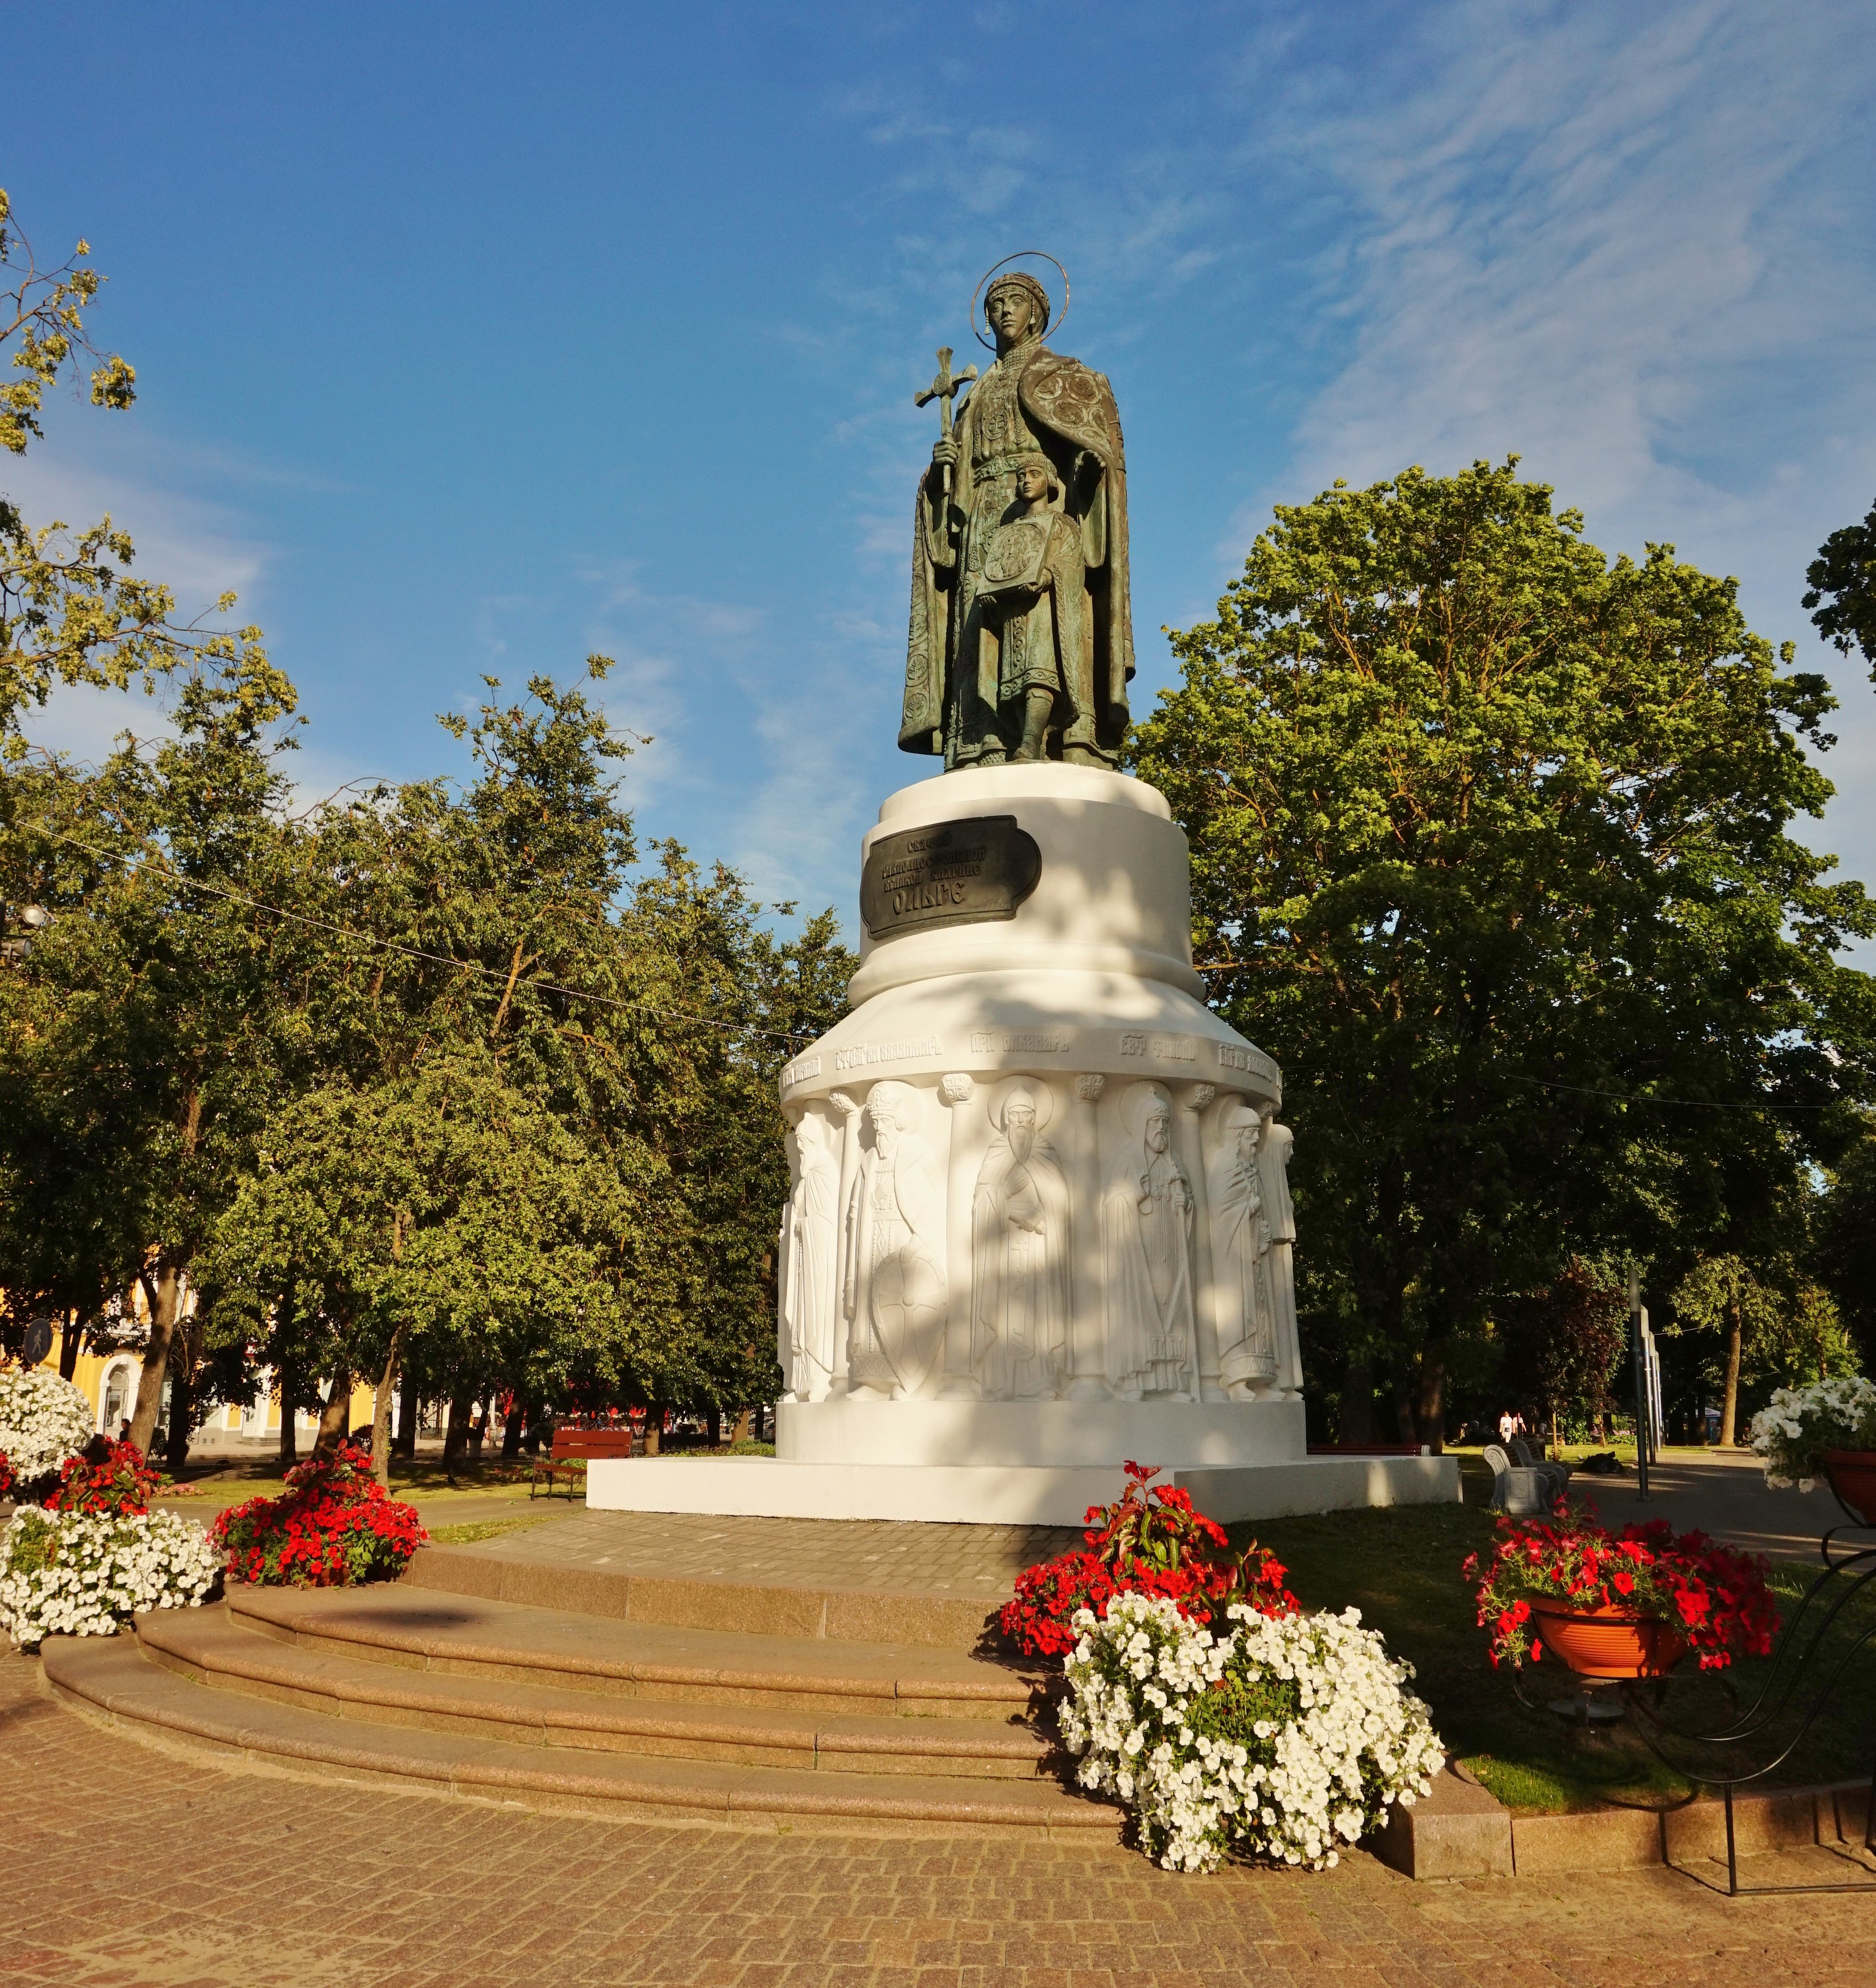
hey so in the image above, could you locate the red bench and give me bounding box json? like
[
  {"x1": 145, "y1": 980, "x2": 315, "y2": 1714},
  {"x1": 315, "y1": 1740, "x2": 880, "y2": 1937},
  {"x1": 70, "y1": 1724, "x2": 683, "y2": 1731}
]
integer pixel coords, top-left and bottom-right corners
[{"x1": 529, "y1": 1426, "x2": 636, "y2": 1499}]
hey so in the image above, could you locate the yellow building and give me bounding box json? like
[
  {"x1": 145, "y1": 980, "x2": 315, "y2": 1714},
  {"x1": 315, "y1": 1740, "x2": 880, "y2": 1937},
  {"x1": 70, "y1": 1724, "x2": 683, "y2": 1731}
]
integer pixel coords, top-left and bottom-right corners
[{"x1": 32, "y1": 1322, "x2": 381, "y2": 1452}]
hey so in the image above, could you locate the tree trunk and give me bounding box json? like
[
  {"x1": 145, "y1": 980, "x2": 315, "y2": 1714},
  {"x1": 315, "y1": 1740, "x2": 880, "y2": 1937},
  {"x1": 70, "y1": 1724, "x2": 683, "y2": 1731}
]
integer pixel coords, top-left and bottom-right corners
[
  {"x1": 164, "y1": 1355, "x2": 193, "y2": 1474},
  {"x1": 128, "y1": 1265, "x2": 186, "y2": 1457},
  {"x1": 1720, "y1": 1300, "x2": 1744, "y2": 1447},
  {"x1": 278, "y1": 1364, "x2": 299, "y2": 1469},
  {"x1": 443, "y1": 1388, "x2": 474, "y2": 1482},
  {"x1": 731, "y1": 1408, "x2": 752, "y2": 1444},
  {"x1": 641, "y1": 1404, "x2": 664, "y2": 1457},
  {"x1": 313, "y1": 1368, "x2": 353, "y2": 1457},
  {"x1": 706, "y1": 1406, "x2": 723, "y2": 1449},
  {"x1": 393, "y1": 1384, "x2": 418, "y2": 1460},
  {"x1": 1390, "y1": 1369, "x2": 1417, "y2": 1448},
  {"x1": 372, "y1": 1325, "x2": 407, "y2": 1491},
  {"x1": 1415, "y1": 1353, "x2": 1446, "y2": 1455},
  {"x1": 57, "y1": 1313, "x2": 83, "y2": 1382},
  {"x1": 1339, "y1": 1362, "x2": 1375, "y2": 1446}
]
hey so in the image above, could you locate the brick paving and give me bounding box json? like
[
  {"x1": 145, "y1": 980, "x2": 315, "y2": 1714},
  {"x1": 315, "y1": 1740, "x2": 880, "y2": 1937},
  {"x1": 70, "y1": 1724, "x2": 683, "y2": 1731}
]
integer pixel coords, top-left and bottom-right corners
[
  {"x1": 4, "y1": 1648, "x2": 1874, "y2": 1986},
  {"x1": 446, "y1": 1511, "x2": 1083, "y2": 1602}
]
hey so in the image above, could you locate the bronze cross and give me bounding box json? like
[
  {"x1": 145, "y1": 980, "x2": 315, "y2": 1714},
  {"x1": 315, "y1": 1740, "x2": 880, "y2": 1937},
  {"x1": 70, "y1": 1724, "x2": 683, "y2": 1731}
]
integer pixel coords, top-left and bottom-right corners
[{"x1": 914, "y1": 346, "x2": 977, "y2": 496}]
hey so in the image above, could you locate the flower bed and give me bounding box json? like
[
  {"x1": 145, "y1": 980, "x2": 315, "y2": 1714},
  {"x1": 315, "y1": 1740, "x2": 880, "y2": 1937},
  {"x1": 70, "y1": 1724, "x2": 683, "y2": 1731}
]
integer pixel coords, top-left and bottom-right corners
[
  {"x1": 0, "y1": 1506, "x2": 223, "y2": 1649},
  {"x1": 1059, "y1": 1591, "x2": 1443, "y2": 1872},
  {"x1": 210, "y1": 1442, "x2": 427, "y2": 1586},
  {"x1": 48, "y1": 1439, "x2": 166, "y2": 1517},
  {"x1": 1749, "y1": 1378, "x2": 1876, "y2": 1490},
  {"x1": 1465, "y1": 1504, "x2": 1779, "y2": 1672},
  {"x1": 0, "y1": 1366, "x2": 97, "y2": 1495},
  {"x1": 1000, "y1": 1462, "x2": 1298, "y2": 1659}
]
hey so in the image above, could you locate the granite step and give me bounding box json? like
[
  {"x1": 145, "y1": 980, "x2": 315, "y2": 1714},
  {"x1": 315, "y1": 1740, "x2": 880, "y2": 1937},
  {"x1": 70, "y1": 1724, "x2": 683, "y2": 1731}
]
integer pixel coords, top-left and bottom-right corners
[
  {"x1": 400, "y1": 1536, "x2": 1004, "y2": 1649},
  {"x1": 42, "y1": 1631, "x2": 1117, "y2": 1838},
  {"x1": 226, "y1": 1583, "x2": 1048, "y2": 1719},
  {"x1": 137, "y1": 1603, "x2": 1056, "y2": 1780}
]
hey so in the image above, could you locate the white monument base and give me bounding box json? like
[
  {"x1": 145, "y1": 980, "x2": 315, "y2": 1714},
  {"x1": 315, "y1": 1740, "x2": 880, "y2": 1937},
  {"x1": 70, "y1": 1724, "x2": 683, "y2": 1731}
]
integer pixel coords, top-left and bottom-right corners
[{"x1": 584, "y1": 1452, "x2": 1460, "y2": 1527}]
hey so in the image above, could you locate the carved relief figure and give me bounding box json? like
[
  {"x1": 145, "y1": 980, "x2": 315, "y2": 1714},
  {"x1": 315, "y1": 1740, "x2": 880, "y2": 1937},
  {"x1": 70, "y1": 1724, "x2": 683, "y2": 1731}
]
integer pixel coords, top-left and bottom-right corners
[
  {"x1": 777, "y1": 1111, "x2": 840, "y2": 1401},
  {"x1": 842, "y1": 1081, "x2": 948, "y2": 1397},
  {"x1": 904, "y1": 265, "x2": 1134, "y2": 769},
  {"x1": 970, "y1": 1083, "x2": 1071, "y2": 1397},
  {"x1": 1102, "y1": 1083, "x2": 1198, "y2": 1399},
  {"x1": 1206, "y1": 1103, "x2": 1278, "y2": 1398},
  {"x1": 1259, "y1": 1115, "x2": 1303, "y2": 1396}
]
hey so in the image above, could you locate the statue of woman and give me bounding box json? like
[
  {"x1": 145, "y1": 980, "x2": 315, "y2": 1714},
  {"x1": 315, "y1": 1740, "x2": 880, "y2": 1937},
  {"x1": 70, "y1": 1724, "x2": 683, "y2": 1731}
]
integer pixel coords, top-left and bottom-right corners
[
  {"x1": 777, "y1": 1111, "x2": 840, "y2": 1401},
  {"x1": 1101, "y1": 1084, "x2": 1198, "y2": 1399},
  {"x1": 1206, "y1": 1103, "x2": 1278, "y2": 1398},
  {"x1": 970, "y1": 1084, "x2": 1072, "y2": 1396},
  {"x1": 1259, "y1": 1115, "x2": 1305, "y2": 1398},
  {"x1": 903, "y1": 269, "x2": 1134, "y2": 769}
]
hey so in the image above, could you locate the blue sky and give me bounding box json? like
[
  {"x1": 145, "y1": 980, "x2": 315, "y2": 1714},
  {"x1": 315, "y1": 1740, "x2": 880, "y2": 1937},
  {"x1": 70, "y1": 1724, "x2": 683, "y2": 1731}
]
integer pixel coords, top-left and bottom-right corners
[{"x1": 11, "y1": 0, "x2": 1876, "y2": 945}]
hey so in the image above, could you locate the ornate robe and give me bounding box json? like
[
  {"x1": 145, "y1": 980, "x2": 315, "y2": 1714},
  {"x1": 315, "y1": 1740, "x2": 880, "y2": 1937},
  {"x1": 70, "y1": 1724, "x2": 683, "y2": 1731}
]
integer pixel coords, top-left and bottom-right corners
[
  {"x1": 1101, "y1": 1137, "x2": 1197, "y2": 1398},
  {"x1": 778, "y1": 1119, "x2": 840, "y2": 1401},
  {"x1": 970, "y1": 1131, "x2": 1072, "y2": 1398},
  {"x1": 903, "y1": 338, "x2": 1134, "y2": 766},
  {"x1": 1206, "y1": 1143, "x2": 1278, "y2": 1397},
  {"x1": 842, "y1": 1133, "x2": 947, "y2": 1396}
]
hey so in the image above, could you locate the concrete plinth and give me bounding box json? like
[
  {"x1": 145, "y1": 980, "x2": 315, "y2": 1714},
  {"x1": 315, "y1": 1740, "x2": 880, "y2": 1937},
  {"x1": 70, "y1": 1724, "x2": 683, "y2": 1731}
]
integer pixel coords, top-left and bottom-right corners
[{"x1": 584, "y1": 1452, "x2": 1460, "y2": 1527}]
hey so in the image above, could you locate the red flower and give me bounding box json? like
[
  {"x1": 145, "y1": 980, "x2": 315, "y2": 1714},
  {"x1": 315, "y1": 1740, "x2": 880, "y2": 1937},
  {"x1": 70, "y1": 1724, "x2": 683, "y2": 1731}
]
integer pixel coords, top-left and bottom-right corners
[
  {"x1": 1464, "y1": 1500, "x2": 1778, "y2": 1672},
  {"x1": 1000, "y1": 1462, "x2": 1299, "y2": 1660}
]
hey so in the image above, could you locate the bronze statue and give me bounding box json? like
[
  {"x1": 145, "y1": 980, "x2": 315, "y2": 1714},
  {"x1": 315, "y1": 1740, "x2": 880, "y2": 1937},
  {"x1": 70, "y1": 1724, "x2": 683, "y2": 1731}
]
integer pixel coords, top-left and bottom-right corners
[{"x1": 903, "y1": 262, "x2": 1134, "y2": 768}]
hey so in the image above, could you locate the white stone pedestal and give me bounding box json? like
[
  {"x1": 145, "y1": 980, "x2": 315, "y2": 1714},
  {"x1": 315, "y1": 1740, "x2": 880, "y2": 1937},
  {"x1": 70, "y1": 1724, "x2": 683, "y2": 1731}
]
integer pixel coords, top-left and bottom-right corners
[{"x1": 591, "y1": 762, "x2": 1459, "y2": 1526}]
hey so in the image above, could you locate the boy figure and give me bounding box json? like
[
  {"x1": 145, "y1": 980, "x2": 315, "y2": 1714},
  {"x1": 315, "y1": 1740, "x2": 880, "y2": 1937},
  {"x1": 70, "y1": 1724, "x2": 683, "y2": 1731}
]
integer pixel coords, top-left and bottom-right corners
[{"x1": 958, "y1": 452, "x2": 1099, "y2": 763}]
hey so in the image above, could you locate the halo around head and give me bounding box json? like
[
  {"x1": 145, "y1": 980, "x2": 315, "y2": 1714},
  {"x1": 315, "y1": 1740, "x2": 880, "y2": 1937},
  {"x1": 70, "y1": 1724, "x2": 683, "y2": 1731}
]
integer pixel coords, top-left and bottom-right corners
[
  {"x1": 971, "y1": 250, "x2": 1070, "y2": 352},
  {"x1": 989, "y1": 1074, "x2": 1055, "y2": 1134}
]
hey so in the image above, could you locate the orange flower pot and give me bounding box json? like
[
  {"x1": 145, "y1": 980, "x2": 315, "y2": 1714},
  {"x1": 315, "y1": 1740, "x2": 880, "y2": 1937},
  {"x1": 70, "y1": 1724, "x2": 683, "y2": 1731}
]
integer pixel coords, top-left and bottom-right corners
[
  {"x1": 1822, "y1": 1451, "x2": 1876, "y2": 1527},
  {"x1": 1528, "y1": 1599, "x2": 1687, "y2": 1678}
]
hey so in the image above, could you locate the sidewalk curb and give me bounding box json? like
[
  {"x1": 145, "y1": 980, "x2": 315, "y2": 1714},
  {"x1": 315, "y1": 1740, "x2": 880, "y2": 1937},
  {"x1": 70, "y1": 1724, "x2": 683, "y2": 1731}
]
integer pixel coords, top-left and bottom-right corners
[{"x1": 1375, "y1": 1764, "x2": 1873, "y2": 1880}]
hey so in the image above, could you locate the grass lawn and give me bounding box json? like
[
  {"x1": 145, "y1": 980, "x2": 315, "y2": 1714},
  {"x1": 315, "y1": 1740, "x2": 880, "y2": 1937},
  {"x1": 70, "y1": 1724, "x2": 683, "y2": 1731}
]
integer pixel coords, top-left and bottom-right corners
[{"x1": 1231, "y1": 1481, "x2": 1876, "y2": 1814}]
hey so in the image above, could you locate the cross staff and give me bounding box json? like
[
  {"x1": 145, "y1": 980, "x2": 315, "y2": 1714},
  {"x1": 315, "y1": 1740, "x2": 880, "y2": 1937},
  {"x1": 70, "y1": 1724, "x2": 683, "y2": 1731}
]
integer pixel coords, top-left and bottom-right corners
[{"x1": 914, "y1": 346, "x2": 977, "y2": 498}]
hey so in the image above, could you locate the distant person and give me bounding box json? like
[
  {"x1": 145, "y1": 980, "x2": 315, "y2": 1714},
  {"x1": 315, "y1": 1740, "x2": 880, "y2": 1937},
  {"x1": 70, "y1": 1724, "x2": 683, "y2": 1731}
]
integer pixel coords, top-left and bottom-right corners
[
  {"x1": 1497, "y1": 1410, "x2": 1517, "y2": 1444},
  {"x1": 468, "y1": 1409, "x2": 486, "y2": 1458}
]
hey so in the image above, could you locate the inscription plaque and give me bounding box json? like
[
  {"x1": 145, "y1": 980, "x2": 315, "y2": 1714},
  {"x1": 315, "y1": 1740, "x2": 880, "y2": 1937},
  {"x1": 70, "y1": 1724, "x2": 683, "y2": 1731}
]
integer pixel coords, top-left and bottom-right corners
[{"x1": 860, "y1": 814, "x2": 1042, "y2": 941}]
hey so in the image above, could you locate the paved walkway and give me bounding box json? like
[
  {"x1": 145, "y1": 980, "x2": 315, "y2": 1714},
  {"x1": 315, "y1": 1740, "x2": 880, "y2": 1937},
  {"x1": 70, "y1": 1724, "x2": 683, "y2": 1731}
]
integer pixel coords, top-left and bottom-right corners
[
  {"x1": 1546, "y1": 1449, "x2": 1850, "y2": 1563},
  {"x1": 3, "y1": 1650, "x2": 1873, "y2": 1986},
  {"x1": 440, "y1": 1510, "x2": 1084, "y2": 1602}
]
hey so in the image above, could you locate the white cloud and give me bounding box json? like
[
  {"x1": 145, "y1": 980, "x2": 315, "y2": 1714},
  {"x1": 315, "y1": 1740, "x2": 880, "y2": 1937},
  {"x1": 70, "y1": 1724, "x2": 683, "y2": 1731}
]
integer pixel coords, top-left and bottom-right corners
[{"x1": 1232, "y1": 0, "x2": 1876, "y2": 926}]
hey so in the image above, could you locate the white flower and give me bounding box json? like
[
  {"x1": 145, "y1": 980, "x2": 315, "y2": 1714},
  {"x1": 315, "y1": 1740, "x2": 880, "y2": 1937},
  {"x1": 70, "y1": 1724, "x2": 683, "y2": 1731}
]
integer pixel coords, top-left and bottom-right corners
[
  {"x1": 1058, "y1": 1592, "x2": 1443, "y2": 1875},
  {"x1": 0, "y1": 1367, "x2": 96, "y2": 1486},
  {"x1": 0, "y1": 1508, "x2": 222, "y2": 1650},
  {"x1": 1748, "y1": 1377, "x2": 1876, "y2": 1490}
]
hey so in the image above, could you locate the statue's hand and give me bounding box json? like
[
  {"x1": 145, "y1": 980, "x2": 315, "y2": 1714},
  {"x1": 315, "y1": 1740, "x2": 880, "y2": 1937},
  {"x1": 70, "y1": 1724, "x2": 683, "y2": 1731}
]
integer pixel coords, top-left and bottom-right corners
[{"x1": 931, "y1": 437, "x2": 959, "y2": 471}]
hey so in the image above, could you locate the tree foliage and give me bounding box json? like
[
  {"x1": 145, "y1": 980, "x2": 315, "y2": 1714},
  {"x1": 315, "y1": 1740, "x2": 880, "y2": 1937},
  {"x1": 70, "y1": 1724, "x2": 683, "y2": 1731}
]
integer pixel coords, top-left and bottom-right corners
[
  {"x1": 1803, "y1": 496, "x2": 1876, "y2": 683},
  {"x1": 1131, "y1": 459, "x2": 1875, "y2": 1443},
  {"x1": 1, "y1": 188, "x2": 268, "y2": 748}
]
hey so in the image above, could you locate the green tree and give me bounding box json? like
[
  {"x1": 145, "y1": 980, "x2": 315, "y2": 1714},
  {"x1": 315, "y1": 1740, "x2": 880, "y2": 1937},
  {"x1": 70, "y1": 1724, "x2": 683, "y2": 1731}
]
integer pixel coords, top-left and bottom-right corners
[
  {"x1": 1131, "y1": 459, "x2": 1875, "y2": 1446},
  {"x1": 1497, "y1": 1258, "x2": 1629, "y2": 1454},
  {"x1": 0, "y1": 653, "x2": 303, "y2": 1461},
  {"x1": 1804, "y1": 498, "x2": 1876, "y2": 683},
  {"x1": 1, "y1": 189, "x2": 266, "y2": 747}
]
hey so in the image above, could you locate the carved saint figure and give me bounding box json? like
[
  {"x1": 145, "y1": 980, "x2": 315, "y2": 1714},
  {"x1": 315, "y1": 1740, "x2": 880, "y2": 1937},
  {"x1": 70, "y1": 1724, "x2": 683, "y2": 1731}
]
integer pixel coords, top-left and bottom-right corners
[
  {"x1": 777, "y1": 1111, "x2": 840, "y2": 1401},
  {"x1": 1102, "y1": 1083, "x2": 1198, "y2": 1398},
  {"x1": 970, "y1": 1084, "x2": 1071, "y2": 1397},
  {"x1": 1259, "y1": 1115, "x2": 1304, "y2": 1396},
  {"x1": 1207, "y1": 1103, "x2": 1278, "y2": 1398},
  {"x1": 841, "y1": 1081, "x2": 947, "y2": 1397},
  {"x1": 904, "y1": 270, "x2": 1134, "y2": 769}
]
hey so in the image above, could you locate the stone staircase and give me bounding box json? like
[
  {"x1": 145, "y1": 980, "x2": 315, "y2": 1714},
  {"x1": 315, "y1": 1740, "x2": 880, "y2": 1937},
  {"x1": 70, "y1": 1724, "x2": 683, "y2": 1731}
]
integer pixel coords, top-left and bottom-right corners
[{"x1": 40, "y1": 1550, "x2": 1117, "y2": 1839}]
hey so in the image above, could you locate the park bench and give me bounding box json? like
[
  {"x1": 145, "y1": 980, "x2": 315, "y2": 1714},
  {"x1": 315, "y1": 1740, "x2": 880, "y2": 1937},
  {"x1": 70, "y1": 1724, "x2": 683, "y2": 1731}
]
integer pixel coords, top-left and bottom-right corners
[
  {"x1": 530, "y1": 1426, "x2": 636, "y2": 1500},
  {"x1": 1482, "y1": 1443, "x2": 1558, "y2": 1516},
  {"x1": 1508, "y1": 1435, "x2": 1572, "y2": 1500}
]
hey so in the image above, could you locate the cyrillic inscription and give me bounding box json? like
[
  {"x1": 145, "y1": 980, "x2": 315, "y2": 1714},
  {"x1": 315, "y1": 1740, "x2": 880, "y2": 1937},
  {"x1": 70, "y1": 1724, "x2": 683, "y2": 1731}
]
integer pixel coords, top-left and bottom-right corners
[{"x1": 860, "y1": 815, "x2": 1042, "y2": 941}]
